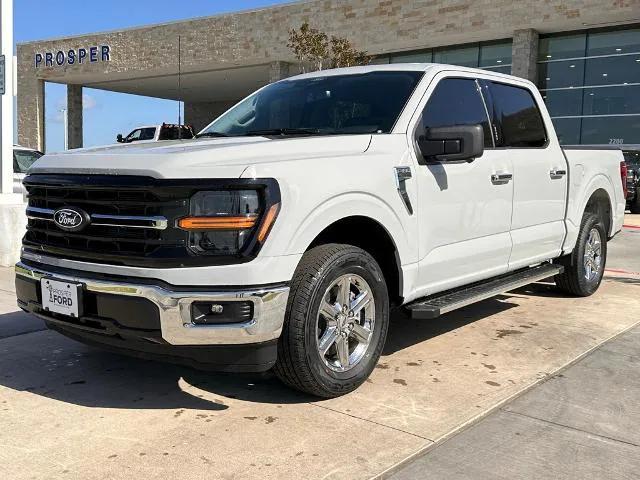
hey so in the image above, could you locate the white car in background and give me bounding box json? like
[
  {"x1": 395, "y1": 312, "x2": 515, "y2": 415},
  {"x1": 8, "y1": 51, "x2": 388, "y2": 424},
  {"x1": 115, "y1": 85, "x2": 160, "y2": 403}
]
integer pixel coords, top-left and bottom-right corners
[
  {"x1": 116, "y1": 123, "x2": 195, "y2": 144},
  {"x1": 13, "y1": 145, "x2": 43, "y2": 195}
]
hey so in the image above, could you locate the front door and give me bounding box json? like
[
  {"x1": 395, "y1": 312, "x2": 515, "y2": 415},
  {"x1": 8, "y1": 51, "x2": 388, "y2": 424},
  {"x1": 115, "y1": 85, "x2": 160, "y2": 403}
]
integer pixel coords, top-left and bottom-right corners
[{"x1": 410, "y1": 74, "x2": 514, "y2": 297}]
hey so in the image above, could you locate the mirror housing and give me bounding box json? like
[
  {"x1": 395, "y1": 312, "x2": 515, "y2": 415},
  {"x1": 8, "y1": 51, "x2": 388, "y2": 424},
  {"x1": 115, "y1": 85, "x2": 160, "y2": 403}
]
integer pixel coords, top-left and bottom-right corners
[
  {"x1": 417, "y1": 124, "x2": 484, "y2": 163},
  {"x1": 116, "y1": 134, "x2": 124, "y2": 143}
]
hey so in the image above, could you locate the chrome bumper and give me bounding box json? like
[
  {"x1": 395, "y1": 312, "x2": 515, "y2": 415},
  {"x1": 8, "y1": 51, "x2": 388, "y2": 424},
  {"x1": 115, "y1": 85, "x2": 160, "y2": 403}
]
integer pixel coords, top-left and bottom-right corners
[{"x1": 15, "y1": 262, "x2": 289, "y2": 346}]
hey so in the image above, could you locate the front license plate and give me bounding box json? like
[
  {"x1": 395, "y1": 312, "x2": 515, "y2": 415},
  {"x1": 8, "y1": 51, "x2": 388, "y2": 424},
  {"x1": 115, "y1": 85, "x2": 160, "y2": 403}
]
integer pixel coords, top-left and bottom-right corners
[{"x1": 41, "y1": 278, "x2": 82, "y2": 318}]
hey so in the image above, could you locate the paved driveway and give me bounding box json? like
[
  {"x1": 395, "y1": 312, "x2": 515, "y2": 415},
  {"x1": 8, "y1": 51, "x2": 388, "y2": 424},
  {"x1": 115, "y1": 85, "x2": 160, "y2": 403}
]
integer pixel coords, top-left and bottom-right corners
[{"x1": 0, "y1": 225, "x2": 638, "y2": 480}]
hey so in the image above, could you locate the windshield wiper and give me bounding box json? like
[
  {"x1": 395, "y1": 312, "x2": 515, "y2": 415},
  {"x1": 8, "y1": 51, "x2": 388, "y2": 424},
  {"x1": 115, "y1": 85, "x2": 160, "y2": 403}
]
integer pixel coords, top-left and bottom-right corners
[
  {"x1": 195, "y1": 131, "x2": 231, "y2": 138},
  {"x1": 244, "y1": 128, "x2": 322, "y2": 137}
]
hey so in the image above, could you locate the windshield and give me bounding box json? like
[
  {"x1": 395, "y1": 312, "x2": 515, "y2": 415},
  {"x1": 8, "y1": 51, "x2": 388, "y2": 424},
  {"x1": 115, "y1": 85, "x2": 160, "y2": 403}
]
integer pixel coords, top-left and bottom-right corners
[
  {"x1": 200, "y1": 71, "x2": 424, "y2": 137},
  {"x1": 13, "y1": 149, "x2": 43, "y2": 174}
]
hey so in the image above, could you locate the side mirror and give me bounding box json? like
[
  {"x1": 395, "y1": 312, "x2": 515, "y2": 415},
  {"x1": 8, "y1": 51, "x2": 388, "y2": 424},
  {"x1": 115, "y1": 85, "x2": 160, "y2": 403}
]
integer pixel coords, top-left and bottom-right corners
[
  {"x1": 417, "y1": 124, "x2": 484, "y2": 163},
  {"x1": 116, "y1": 134, "x2": 124, "y2": 143}
]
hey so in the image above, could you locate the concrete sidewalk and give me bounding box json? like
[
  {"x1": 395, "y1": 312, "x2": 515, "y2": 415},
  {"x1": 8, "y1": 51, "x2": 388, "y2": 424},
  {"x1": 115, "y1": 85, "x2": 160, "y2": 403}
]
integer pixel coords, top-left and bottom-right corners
[{"x1": 388, "y1": 325, "x2": 640, "y2": 480}]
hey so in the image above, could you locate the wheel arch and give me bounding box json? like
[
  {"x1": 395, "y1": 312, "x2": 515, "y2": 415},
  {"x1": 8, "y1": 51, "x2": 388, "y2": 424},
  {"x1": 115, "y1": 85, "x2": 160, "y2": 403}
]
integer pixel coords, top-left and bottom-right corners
[{"x1": 306, "y1": 216, "x2": 405, "y2": 306}]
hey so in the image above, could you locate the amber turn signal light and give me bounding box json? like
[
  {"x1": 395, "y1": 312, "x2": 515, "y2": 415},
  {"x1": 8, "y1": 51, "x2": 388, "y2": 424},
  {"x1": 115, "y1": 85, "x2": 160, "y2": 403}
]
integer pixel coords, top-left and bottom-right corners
[
  {"x1": 257, "y1": 203, "x2": 281, "y2": 242},
  {"x1": 178, "y1": 215, "x2": 258, "y2": 230}
]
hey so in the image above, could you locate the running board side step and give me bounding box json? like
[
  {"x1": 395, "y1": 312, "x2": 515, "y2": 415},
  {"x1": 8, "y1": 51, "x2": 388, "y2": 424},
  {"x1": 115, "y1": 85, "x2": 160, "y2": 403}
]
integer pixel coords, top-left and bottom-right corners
[{"x1": 407, "y1": 263, "x2": 564, "y2": 320}]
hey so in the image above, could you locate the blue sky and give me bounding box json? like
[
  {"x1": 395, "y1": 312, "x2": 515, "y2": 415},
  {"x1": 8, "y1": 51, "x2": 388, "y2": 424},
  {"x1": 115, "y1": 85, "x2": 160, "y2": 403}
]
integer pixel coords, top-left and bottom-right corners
[{"x1": 15, "y1": 0, "x2": 293, "y2": 152}]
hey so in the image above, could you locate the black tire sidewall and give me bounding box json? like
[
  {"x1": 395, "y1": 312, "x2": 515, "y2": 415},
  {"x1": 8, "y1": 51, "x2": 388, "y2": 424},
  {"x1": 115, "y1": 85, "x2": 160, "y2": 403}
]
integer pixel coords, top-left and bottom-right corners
[
  {"x1": 573, "y1": 214, "x2": 607, "y2": 295},
  {"x1": 302, "y1": 250, "x2": 389, "y2": 392}
]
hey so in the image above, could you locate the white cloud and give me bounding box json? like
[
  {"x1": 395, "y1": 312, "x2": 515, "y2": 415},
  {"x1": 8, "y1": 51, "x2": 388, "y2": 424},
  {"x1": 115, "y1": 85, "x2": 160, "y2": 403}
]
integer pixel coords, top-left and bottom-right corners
[
  {"x1": 83, "y1": 94, "x2": 97, "y2": 110},
  {"x1": 48, "y1": 93, "x2": 98, "y2": 123}
]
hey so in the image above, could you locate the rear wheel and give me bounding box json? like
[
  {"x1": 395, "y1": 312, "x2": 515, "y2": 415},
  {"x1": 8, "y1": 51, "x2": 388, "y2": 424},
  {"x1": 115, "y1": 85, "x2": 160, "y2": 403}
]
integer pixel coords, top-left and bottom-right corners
[
  {"x1": 274, "y1": 244, "x2": 389, "y2": 398},
  {"x1": 555, "y1": 212, "x2": 607, "y2": 296}
]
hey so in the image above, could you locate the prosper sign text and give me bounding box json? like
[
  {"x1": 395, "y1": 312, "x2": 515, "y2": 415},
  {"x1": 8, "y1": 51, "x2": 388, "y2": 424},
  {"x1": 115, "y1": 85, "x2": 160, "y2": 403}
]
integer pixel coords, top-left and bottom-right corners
[{"x1": 35, "y1": 46, "x2": 110, "y2": 68}]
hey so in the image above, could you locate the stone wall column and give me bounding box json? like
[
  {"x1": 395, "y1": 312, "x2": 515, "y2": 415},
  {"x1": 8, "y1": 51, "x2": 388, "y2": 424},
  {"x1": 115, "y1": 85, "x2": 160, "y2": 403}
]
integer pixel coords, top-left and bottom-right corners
[
  {"x1": 17, "y1": 77, "x2": 45, "y2": 152},
  {"x1": 269, "y1": 61, "x2": 291, "y2": 83},
  {"x1": 511, "y1": 29, "x2": 539, "y2": 83},
  {"x1": 67, "y1": 85, "x2": 83, "y2": 149}
]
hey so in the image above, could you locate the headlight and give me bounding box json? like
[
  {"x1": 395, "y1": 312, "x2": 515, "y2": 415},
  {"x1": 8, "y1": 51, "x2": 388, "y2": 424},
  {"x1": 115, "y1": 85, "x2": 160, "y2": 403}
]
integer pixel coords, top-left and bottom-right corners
[{"x1": 178, "y1": 189, "x2": 279, "y2": 256}]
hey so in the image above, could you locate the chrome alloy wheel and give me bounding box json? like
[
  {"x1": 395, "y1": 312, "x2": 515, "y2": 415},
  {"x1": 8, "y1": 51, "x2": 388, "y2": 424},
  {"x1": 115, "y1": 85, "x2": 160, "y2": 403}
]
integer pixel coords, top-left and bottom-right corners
[
  {"x1": 584, "y1": 228, "x2": 603, "y2": 282},
  {"x1": 316, "y1": 274, "x2": 375, "y2": 373}
]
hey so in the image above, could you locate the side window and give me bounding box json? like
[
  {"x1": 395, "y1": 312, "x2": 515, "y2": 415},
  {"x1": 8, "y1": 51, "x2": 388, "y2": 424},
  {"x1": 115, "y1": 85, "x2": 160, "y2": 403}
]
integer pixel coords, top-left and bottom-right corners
[
  {"x1": 421, "y1": 78, "x2": 493, "y2": 148},
  {"x1": 139, "y1": 128, "x2": 156, "y2": 141},
  {"x1": 490, "y1": 82, "x2": 547, "y2": 148}
]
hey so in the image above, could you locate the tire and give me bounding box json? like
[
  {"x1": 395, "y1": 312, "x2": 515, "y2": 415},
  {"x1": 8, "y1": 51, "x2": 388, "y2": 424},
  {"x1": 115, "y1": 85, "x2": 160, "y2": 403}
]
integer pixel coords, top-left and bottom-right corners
[
  {"x1": 555, "y1": 212, "x2": 607, "y2": 297},
  {"x1": 274, "y1": 243, "x2": 389, "y2": 398},
  {"x1": 630, "y1": 194, "x2": 640, "y2": 214}
]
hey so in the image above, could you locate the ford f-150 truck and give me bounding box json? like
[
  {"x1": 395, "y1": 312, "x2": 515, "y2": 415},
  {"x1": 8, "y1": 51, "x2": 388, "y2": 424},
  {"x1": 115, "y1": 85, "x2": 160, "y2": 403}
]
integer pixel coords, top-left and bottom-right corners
[{"x1": 16, "y1": 64, "x2": 626, "y2": 398}]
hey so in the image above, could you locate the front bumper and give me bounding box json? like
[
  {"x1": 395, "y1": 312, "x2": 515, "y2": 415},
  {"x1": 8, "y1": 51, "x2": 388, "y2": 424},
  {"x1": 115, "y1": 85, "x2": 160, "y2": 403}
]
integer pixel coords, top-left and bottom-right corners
[{"x1": 15, "y1": 261, "x2": 289, "y2": 371}]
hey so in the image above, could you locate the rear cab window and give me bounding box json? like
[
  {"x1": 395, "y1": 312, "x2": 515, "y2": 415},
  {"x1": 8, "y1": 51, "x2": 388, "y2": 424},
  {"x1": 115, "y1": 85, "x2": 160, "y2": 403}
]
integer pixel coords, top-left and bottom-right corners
[{"x1": 488, "y1": 82, "x2": 547, "y2": 148}]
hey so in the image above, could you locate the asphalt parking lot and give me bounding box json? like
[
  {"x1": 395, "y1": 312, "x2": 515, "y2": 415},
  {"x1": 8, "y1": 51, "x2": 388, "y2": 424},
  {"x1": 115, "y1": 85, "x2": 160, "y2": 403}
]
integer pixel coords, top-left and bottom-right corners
[{"x1": 1, "y1": 218, "x2": 639, "y2": 480}]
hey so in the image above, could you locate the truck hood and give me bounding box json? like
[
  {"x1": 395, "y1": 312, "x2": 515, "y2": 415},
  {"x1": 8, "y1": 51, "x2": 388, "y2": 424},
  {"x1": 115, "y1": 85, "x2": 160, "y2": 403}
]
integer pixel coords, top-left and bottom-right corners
[{"x1": 29, "y1": 135, "x2": 373, "y2": 179}]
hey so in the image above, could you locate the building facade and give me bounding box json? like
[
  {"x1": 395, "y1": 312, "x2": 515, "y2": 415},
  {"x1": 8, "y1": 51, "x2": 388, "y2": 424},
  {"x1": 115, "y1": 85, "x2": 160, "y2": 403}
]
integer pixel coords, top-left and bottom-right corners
[{"x1": 15, "y1": 0, "x2": 640, "y2": 151}]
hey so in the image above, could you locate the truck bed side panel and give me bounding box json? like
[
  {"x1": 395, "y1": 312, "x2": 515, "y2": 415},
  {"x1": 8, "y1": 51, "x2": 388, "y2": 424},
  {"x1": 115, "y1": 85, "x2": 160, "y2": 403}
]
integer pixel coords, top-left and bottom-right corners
[{"x1": 562, "y1": 148, "x2": 625, "y2": 254}]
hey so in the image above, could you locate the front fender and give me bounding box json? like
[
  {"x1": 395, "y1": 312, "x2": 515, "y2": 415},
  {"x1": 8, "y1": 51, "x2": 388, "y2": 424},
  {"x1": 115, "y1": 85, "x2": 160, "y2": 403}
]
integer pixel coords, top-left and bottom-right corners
[{"x1": 283, "y1": 192, "x2": 411, "y2": 263}]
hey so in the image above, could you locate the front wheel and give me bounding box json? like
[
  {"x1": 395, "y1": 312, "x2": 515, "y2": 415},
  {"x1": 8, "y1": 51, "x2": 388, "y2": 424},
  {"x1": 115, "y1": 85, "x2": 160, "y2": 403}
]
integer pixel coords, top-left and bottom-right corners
[
  {"x1": 555, "y1": 212, "x2": 607, "y2": 296},
  {"x1": 274, "y1": 244, "x2": 389, "y2": 398}
]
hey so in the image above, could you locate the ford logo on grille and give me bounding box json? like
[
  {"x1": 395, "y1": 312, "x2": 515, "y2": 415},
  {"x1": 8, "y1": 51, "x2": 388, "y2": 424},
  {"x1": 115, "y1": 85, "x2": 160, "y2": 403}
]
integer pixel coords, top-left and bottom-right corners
[{"x1": 53, "y1": 207, "x2": 90, "y2": 232}]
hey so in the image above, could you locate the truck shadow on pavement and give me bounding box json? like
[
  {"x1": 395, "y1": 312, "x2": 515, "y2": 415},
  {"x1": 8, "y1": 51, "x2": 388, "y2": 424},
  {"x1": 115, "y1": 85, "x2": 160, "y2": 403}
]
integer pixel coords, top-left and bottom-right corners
[{"x1": 0, "y1": 294, "x2": 525, "y2": 409}]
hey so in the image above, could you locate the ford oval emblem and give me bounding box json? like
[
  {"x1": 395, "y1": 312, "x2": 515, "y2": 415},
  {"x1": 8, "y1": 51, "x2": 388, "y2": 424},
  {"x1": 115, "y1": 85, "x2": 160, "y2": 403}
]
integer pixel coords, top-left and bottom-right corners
[{"x1": 53, "y1": 207, "x2": 90, "y2": 232}]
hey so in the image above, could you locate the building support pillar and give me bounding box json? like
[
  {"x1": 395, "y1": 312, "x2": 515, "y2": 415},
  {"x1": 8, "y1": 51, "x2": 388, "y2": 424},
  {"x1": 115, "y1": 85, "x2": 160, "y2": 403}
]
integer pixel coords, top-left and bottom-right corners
[
  {"x1": 511, "y1": 29, "x2": 539, "y2": 83},
  {"x1": 17, "y1": 75, "x2": 45, "y2": 152},
  {"x1": 67, "y1": 85, "x2": 83, "y2": 149},
  {"x1": 0, "y1": 0, "x2": 26, "y2": 266}
]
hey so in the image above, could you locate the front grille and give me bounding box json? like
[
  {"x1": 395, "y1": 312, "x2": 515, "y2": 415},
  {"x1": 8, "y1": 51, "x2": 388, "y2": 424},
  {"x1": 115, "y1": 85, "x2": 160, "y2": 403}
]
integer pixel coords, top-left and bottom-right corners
[
  {"x1": 22, "y1": 174, "x2": 279, "y2": 268},
  {"x1": 23, "y1": 174, "x2": 192, "y2": 267}
]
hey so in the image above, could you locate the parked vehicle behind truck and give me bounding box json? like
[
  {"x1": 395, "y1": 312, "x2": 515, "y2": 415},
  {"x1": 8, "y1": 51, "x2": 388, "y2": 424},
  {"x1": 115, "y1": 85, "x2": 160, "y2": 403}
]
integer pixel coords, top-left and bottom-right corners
[
  {"x1": 16, "y1": 64, "x2": 625, "y2": 398},
  {"x1": 116, "y1": 123, "x2": 195, "y2": 144},
  {"x1": 623, "y1": 147, "x2": 640, "y2": 213}
]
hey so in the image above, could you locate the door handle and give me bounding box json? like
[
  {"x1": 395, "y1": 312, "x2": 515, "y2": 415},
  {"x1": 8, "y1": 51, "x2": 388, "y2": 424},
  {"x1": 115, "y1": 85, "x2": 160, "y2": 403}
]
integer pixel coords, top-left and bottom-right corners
[
  {"x1": 491, "y1": 173, "x2": 513, "y2": 184},
  {"x1": 550, "y1": 168, "x2": 567, "y2": 179}
]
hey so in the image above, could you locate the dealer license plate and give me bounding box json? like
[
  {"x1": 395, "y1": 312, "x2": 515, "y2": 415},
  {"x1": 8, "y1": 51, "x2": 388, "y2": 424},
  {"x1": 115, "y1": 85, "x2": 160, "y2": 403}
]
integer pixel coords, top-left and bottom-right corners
[{"x1": 41, "y1": 278, "x2": 81, "y2": 318}]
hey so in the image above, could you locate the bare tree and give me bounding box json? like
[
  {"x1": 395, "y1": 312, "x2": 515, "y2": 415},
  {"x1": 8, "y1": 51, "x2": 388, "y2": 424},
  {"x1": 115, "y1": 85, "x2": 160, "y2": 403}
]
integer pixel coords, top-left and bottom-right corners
[{"x1": 288, "y1": 22, "x2": 370, "y2": 72}]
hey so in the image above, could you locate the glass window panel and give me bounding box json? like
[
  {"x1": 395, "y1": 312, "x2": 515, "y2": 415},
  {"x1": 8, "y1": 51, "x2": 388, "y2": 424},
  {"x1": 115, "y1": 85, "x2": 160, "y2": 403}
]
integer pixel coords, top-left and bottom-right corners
[
  {"x1": 580, "y1": 115, "x2": 640, "y2": 145},
  {"x1": 370, "y1": 56, "x2": 390, "y2": 65},
  {"x1": 433, "y1": 45, "x2": 479, "y2": 67},
  {"x1": 538, "y1": 34, "x2": 586, "y2": 61},
  {"x1": 490, "y1": 82, "x2": 547, "y2": 147},
  {"x1": 584, "y1": 54, "x2": 640, "y2": 86},
  {"x1": 551, "y1": 118, "x2": 582, "y2": 145},
  {"x1": 543, "y1": 89, "x2": 583, "y2": 117},
  {"x1": 538, "y1": 60, "x2": 585, "y2": 89},
  {"x1": 479, "y1": 41, "x2": 512, "y2": 67},
  {"x1": 583, "y1": 85, "x2": 640, "y2": 115},
  {"x1": 481, "y1": 65, "x2": 512, "y2": 74},
  {"x1": 587, "y1": 28, "x2": 640, "y2": 56},
  {"x1": 390, "y1": 51, "x2": 431, "y2": 63},
  {"x1": 421, "y1": 78, "x2": 493, "y2": 147}
]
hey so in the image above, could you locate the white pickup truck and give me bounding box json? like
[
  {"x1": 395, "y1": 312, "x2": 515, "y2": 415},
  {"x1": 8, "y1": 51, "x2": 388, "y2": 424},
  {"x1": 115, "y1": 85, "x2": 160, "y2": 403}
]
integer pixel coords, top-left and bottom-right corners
[{"x1": 16, "y1": 64, "x2": 626, "y2": 398}]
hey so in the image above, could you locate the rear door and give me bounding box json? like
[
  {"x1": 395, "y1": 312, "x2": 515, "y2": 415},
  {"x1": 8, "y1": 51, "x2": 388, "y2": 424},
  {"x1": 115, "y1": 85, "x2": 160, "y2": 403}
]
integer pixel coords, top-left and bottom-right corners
[
  {"x1": 483, "y1": 81, "x2": 568, "y2": 269},
  {"x1": 411, "y1": 73, "x2": 514, "y2": 296}
]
